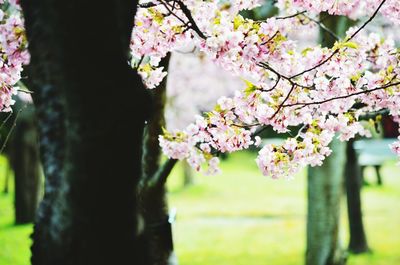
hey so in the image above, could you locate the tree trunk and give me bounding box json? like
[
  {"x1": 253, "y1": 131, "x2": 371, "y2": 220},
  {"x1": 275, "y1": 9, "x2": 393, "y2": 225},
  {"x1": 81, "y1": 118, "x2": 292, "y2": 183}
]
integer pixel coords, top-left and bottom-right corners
[
  {"x1": 306, "y1": 138, "x2": 346, "y2": 265},
  {"x1": 140, "y1": 54, "x2": 179, "y2": 265},
  {"x1": 345, "y1": 139, "x2": 369, "y2": 253},
  {"x1": 306, "y1": 14, "x2": 350, "y2": 265},
  {"x1": 374, "y1": 166, "x2": 383, "y2": 186},
  {"x1": 183, "y1": 161, "x2": 194, "y2": 187},
  {"x1": 3, "y1": 162, "x2": 10, "y2": 194},
  {"x1": 21, "y1": 1, "x2": 151, "y2": 265},
  {"x1": 9, "y1": 99, "x2": 41, "y2": 224}
]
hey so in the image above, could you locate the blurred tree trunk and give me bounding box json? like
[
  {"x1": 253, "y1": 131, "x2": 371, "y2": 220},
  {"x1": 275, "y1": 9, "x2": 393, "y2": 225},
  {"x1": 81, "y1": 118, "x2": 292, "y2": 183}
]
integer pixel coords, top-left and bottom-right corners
[
  {"x1": 306, "y1": 138, "x2": 346, "y2": 265},
  {"x1": 21, "y1": 1, "x2": 151, "y2": 265},
  {"x1": 183, "y1": 161, "x2": 194, "y2": 187},
  {"x1": 306, "y1": 14, "x2": 349, "y2": 265},
  {"x1": 140, "y1": 54, "x2": 179, "y2": 265},
  {"x1": 3, "y1": 162, "x2": 10, "y2": 194},
  {"x1": 1, "y1": 111, "x2": 16, "y2": 194},
  {"x1": 9, "y1": 99, "x2": 41, "y2": 224},
  {"x1": 345, "y1": 139, "x2": 369, "y2": 253}
]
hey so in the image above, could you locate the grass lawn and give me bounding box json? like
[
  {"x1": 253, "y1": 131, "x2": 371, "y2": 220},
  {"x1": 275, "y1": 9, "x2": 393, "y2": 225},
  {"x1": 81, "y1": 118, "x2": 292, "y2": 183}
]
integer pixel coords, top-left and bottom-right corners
[
  {"x1": 0, "y1": 151, "x2": 399, "y2": 264},
  {"x1": 167, "y1": 151, "x2": 400, "y2": 265},
  {"x1": 0, "y1": 156, "x2": 32, "y2": 265}
]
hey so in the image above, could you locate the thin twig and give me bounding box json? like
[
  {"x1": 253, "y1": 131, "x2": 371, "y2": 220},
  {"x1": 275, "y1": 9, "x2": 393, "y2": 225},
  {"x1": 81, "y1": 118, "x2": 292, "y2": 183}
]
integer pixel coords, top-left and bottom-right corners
[
  {"x1": 270, "y1": 84, "x2": 296, "y2": 120},
  {"x1": 146, "y1": 158, "x2": 178, "y2": 189},
  {"x1": 283, "y1": 81, "x2": 400, "y2": 108},
  {"x1": 261, "y1": 31, "x2": 279, "y2": 46},
  {"x1": 276, "y1": 11, "x2": 307, "y2": 20},
  {"x1": 0, "y1": 104, "x2": 26, "y2": 154},
  {"x1": 301, "y1": 13, "x2": 339, "y2": 41},
  {"x1": 0, "y1": 111, "x2": 13, "y2": 132},
  {"x1": 290, "y1": 0, "x2": 387, "y2": 79},
  {"x1": 347, "y1": 0, "x2": 386, "y2": 41}
]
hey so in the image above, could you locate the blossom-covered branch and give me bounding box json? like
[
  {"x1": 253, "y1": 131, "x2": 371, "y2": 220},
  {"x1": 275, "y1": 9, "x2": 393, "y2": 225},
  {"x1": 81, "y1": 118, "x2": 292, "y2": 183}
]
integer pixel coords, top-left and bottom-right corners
[
  {"x1": 2, "y1": 0, "x2": 400, "y2": 179},
  {"x1": 0, "y1": 1, "x2": 29, "y2": 111},
  {"x1": 131, "y1": 0, "x2": 400, "y2": 178}
]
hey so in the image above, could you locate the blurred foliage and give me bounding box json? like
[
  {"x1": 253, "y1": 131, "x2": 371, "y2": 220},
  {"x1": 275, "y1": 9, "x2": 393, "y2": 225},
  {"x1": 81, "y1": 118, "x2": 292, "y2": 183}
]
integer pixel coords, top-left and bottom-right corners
[{"x1": 240, "y1": 0, "x2": 278, "y2": 20}]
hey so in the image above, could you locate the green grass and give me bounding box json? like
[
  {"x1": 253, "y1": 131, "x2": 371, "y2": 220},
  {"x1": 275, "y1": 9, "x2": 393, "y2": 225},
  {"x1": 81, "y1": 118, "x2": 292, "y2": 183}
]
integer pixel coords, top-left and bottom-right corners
[
  {"x1": 0, "y1": 156, "x2": 32, "y2": 265},
  {"x1": 0, "y1": 152, "x2": 399, "y2": 265},
  {"x1": 167, "y1": 151, "x2": 400, "y2": 265}
]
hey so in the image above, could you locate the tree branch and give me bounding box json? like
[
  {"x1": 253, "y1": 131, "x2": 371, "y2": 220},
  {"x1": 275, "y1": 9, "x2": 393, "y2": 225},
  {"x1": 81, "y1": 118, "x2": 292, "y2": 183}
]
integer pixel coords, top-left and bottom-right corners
[
  {"x1": 283, "y1": 80, "x2": 400, "y2": 108},
  {"x1": 301, "y1": 14, "x2": 339, "y2": 41},
  {"x1": 290, "y1": 0, "x2": 387, "y2": 79},
  {"x1": 175, "y1": 1, "x2": 207, "y2": 39},
  {"x1": 145, "y1": 158, "x2": 178, "y2": 190},
  {"x1": 139, "y1": 0, "x2": 207, "y2": 39}
]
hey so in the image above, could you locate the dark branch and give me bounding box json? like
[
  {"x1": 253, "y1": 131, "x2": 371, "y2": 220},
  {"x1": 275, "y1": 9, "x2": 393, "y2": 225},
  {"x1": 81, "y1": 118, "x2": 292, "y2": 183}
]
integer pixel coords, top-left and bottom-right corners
[
  {"x1": 283, "y1": 81, "x2": 400, "y2": 108},
  {"x1": 145, "y1": 158, "x2": 178, "y2": 190},
  {"x1": 258, "y1": 62, "x2": 313, "y2": 89},
  {"x1": 175, "y1": 1, "x2": 207, "y2": 39},
  {"x1": 290, "y1": 0, "x2": 387, "y2": 79},
  {"x1": 270, "y1": 84, "x2": 296, "y2": 120},
  {"x1": 301, "y1": 14, "x2": 339, "y2": 41},
  {"x1": 261, "y1": 31, "x2": 279, "y2": 46},
  {"x1": 0, "y1": 104, "x2": 26, "y2": 154},
  {"x1": 347, "y1": 0, "x2": 386, "y2": 41},
  {"x1": 276, "y1": 11, "x2": 307, "y2": 20}
]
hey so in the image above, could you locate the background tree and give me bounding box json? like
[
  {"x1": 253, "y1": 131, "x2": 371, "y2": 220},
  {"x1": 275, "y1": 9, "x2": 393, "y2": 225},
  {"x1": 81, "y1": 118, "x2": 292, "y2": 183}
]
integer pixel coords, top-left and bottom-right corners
[
  {"x1": 0, "y1": 92, "x2": 41, "y2": 224},
  {"x1": 306, "y1": 14, "x2": 350, "y2": 265},
  {"x1": 345, "y1": 138, "x2": 370, "y2": 253},
  {"x1": 8, "y1": 94, "x2": 42, "y2": 224},
  {"x1": 1, "y1": 160, "x2": 10, "y2": 194},
  {"x1": 307, "y1": 139, "x2": 346, "y2": 265}
]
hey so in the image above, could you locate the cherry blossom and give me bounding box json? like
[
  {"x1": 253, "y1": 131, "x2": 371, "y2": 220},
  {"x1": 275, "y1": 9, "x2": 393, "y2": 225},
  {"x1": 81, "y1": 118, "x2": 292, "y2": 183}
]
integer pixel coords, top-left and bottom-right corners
[
  {"x1": 2, "y1": 0, "x2": 400, "y2": 179},
  {"x1": 0, "y1": 0, "x2": 29, "y2": 111},
  {"x1": 132, "y1": 0, "x2": 400, "y2": 178}
]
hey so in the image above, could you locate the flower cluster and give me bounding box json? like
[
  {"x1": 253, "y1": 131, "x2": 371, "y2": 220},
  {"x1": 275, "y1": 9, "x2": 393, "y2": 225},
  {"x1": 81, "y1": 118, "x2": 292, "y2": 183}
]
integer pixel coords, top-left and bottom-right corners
[
  {"x1": 0, "y1": 1, "x2": 29, "y2": 111},
  {"x1": 277, "y1": 0, "x2": 400, "y2": 24},
  {"x1": 0, "y1": 0, "x2": 398, "y2": 178},
  {"x1": 133, "y1": 0, "x2": 400, "y2": 178}
]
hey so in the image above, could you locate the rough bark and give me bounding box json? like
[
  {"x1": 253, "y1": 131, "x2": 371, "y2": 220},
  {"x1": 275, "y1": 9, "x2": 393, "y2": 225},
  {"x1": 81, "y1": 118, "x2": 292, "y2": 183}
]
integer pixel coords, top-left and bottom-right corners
[
  {"x1": 345, "y1": 139, "x2": 369, "y2": 253},
  {"x1": 8, "y1": 99, "x2": 41, "y2": 224},
  {"x1": 140, "y1": 54, "x2": 178, "y2": 265},
  {"x1": 306, "y1": 138, "x2": 346, "y2": 265},
  {"x1": 21, "y1": 1, "x2": 151, "y2": 265},
  {"x1": 306, "y1": 14, "x2": 349, "y2": 265}
]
